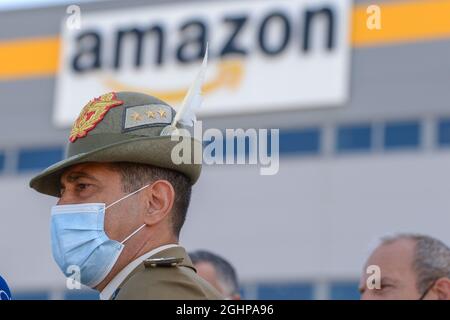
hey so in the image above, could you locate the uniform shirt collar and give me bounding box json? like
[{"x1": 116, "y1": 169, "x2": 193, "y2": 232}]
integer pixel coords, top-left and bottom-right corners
[{"x1": 99, "y1": 243, "x2": 179, "y2": 300}]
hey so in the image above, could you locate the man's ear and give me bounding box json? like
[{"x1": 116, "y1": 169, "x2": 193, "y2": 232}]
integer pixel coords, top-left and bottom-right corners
[
  {"x1": 142, "y1": 180, "x2": 175, "y2": 226},
  {"x1": 432, "y1": 277, "x2": 450, "y2": 300}
]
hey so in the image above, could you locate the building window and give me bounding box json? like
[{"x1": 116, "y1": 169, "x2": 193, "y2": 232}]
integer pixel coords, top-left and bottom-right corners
[
  {"x1": 337, "y1": 124, "x2": 372, "y2": 153},
  {"x1": 384, "y1": 121, "x2": 420, "y2": 150},
  {"x1": 279, "y1": 128, "x2": 321, "y2": 155},
  {"x1": 438, "y1": 118, "x2": 450, "y2": 147},
  {"x1": 17, "y1": 146, "x2": 64, "y2": 172},
  {"x1": 330, "y1": 281, "x2": 360, "y2": 300},
  {"x1": 257, "y1": 282, "x2": 313, "y2": 300}
]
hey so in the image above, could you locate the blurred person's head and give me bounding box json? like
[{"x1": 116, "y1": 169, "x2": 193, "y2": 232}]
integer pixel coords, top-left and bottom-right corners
[
  {"x1": 190, "y1": 250, "x2": 240, "y2": 299},
  {"x1": 360, "y1": 233, "x2": 450, "y2": 300}
]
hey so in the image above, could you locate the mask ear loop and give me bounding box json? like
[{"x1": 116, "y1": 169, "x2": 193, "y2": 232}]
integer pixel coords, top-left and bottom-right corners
[
  {"x1": 120, "y1": 224, "x2": 146, "y2": 244},
  {"x1": 105, "y1": 184, "x2": 151, "y2": 210},
  {"x1": 104, "y1": 183, "x2": 151, "y2": 244}
]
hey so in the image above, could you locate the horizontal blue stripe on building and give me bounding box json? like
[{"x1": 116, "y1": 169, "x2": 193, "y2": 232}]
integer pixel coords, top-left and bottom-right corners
[{"x1": 0, "y1": 118, "x2": 450, "y2": 174}]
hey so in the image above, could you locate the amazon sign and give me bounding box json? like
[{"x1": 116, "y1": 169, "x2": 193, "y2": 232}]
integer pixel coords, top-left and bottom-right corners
[{"x1": 54, "y1": 0, "x2": 352, "y2": 126}]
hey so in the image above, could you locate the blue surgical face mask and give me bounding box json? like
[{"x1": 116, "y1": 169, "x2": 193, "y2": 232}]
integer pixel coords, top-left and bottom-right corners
[{"x1": 50, "y1": 184, "x2": 150, "y2": 288}]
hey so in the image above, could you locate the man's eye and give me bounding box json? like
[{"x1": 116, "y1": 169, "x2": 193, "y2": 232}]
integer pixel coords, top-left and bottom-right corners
[
  {"x1": 380, "y1": 284, "x2": 393, "y2": 291},
  {"x1": 76, "y1": 183, "x2": 91, "y2": 191}
]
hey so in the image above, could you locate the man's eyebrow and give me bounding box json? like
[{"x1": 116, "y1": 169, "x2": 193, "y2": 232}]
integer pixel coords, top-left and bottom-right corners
[
  {"x1": 62, "y1": 171, "x2": 100, "y2": 183},
  {"x1": 358, "y1": 275, "x2": 398, "y2": 293},
  {"x1": 380, "y1": 277, "x2": 397, "y2": 285}
]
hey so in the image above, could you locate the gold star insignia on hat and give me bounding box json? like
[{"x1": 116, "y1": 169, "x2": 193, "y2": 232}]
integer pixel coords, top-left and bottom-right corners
[
  {"x1": 158, "y1": 108, "x2": 167, "y2": 118},
  {"x1": 131, "y1": 112, "x2": 142, "y2": 122},
  {"x1": 146, "y1": 110, "x2": 156, "y2": 119},
  {"x1": 123, "y1": 104, "x2": 172, "y2": 131}
]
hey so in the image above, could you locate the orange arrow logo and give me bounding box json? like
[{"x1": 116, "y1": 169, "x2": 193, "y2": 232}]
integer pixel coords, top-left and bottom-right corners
[{"x1": 101, "y1": 59, "x2": 244, "y2": 104}]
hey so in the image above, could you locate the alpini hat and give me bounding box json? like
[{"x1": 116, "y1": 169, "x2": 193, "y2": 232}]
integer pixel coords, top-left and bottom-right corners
[
  {"x1": 30, "y1": 50, "x2": 208, "y2": 197},
  {"x1": 29, "y1": 91, "x2": 203, "y2": 197}
]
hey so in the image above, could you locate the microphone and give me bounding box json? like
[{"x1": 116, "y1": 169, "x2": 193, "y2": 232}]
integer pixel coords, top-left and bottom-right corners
[{"x1": 0, "y1": 275, "x2": 12, "y2": 300}]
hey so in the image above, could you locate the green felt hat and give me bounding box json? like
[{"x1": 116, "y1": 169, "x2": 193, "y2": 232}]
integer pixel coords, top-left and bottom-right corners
[{"x1": 29, "y1": 91, "x2": 202, "y2": 197}]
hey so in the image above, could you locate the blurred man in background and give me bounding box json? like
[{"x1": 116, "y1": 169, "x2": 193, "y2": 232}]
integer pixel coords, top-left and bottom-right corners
[
  {"x1": 190, "y1": 250, "x2": 241, "y2": 300},
  {"x1": 359, "y1": 234, "x2": 450, "y2": 300}
]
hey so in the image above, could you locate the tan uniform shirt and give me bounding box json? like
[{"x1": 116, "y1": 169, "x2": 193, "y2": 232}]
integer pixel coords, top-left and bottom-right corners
[{"x1": 100, "y1": 245, "x2": 223, "y2": 300}]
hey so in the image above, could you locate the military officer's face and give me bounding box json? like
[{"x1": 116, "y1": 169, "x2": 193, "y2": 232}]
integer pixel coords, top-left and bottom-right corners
[
  {"x1": 57, "y1": 162, "x2": 176, "y2": 290},
  {"x1": 58, "y1": 162, "x2": 145, "y2": 243}
]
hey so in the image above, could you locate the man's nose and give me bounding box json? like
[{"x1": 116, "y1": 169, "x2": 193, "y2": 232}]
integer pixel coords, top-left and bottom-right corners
[
  {"x1": 57, "y1": 191, "x2": 76, "y2": 205},
  {"x1": 56, "y1": 196, "x2": 67, "y2": 205}
]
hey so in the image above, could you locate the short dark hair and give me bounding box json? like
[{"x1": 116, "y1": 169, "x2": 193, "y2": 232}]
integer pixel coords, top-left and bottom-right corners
[
  {"x1": 190, "y1": 250, "x2": 239, "y2": 296},
  {"x1": 111, "y1": 162, "x2": 192, "y2": 237}
]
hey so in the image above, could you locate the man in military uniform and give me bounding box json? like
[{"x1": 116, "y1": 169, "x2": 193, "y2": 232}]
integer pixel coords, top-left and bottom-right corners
[{"x1": 29, "y1": 91, "x2": 223, "y2": 300}]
